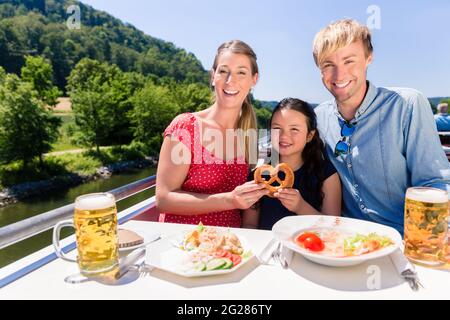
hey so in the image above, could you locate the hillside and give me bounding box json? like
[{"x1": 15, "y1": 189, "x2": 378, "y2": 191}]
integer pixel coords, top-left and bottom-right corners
[{"x1": 0, "y1": 0, "x2": 209, "y2": 90}]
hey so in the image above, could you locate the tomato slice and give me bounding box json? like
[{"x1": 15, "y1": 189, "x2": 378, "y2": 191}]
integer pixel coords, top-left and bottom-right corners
[
  {"x1": 214, "y1": 250, "x2": 233, "y2": 259},
  {"x1": 230, "y1": 254, "x2": 242, "y2": 266},
  {"x1": 295, "y1": 232, "x2": 324, "y2": 252},
  {"x1": 214, "y1": 250, "x2": 228, "y2": 258},
  {"x1": 295, "y1": 232, "x2": 316, "y2": 244},
  {"x1": 303, "y1": 236, "x2": 325, "y2": 251}
]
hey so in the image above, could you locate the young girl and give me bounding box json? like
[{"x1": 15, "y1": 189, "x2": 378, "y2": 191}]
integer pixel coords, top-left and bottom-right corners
[{"x1": 242, "y1": 98, "x2": 341, "y2": 230}]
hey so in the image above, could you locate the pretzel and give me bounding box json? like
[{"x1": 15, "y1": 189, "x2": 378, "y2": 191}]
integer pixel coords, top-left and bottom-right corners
[{"x1": 254, "y1": 163, "x2": 294, "y2": 197}]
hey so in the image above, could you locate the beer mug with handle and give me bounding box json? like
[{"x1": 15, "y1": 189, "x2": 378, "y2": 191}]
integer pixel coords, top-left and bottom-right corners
[
  {"x1": 53, "y1": 192, "x2": 119, "y2": 276},
  {"x1": 404, "y1": 187, "x2": 449, "y2": 267}
]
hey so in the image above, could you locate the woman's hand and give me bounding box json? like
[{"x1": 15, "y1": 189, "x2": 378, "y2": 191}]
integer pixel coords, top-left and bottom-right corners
[
  {"x1": 229, "y1": 181, "x2": 269, "y2": 210},
  {"x1": 274, "y1": 188, "x2": 304, "y2": 213}
]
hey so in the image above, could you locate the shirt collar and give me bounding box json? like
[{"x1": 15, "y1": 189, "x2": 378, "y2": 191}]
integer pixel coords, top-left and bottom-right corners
[{"x1": 333, "y1": 81, "x2": 378, "y2": 122}]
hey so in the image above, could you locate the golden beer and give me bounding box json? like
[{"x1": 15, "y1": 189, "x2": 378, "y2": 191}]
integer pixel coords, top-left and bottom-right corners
[
  {"x1": 404, "y1": 187, "x2": 449, "y2": 266},
  {"x1": 74, "y1": 193, "x2": 119, "y2": 276}
]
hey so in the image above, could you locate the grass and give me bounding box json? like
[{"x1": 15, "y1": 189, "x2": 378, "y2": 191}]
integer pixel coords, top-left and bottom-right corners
[
  {"x1": 51, "y1": 112, "x2": 79, "y2": 152},
  {"x1": 0, "y1": 145, "x2": 147, "y2": 188}
]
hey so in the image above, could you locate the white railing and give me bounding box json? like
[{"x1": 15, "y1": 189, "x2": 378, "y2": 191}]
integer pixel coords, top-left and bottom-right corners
[{"x1": 0, "y1": 175, "x2": 157, "y2": 250}]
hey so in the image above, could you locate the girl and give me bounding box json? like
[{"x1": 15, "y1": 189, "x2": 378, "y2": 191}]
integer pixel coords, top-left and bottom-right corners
[
  {"x1": 156, "y1": 40, "x2": 269, "y2": 227},
  {"x1": 242, "y1": 98, "x2": 341, "y2": 230}
]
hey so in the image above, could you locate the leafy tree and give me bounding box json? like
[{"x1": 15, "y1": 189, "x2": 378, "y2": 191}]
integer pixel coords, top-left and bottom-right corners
[
  {"x1": 67, "y1": 59, "x2": 146, "y2": 149},
  {"x1": 171, "y1": 82, "x2": 212, "y2": 113},
  {"x1": 69, "y1": 89, "x2": 114, "y2": 152},
  {"x1": 255, "y1": 107, "x2": 272, "y2": 130},
  {"x1": 21, "y1": 55, "x2": 61, "y2": 106},
  {"x1": 68, "y1": 59, "x2": 121, "y2": 150},
  {"x1": 0, "y1": 73, "x2": 61, "y2": 167},
  {"x1": 0, "y1": 66, "x2": 5, "y2": 84},
  {"x1": 129, "y1": 82, "x2": 179, "y2": 154}
]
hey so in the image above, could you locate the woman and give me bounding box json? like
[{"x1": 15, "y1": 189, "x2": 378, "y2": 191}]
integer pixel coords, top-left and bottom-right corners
[{"x1": 156, "y1": 40, "x2": 268, "y2": 227}]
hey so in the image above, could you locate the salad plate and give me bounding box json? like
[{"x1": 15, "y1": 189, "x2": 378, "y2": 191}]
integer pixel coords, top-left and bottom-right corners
[
  {"x1": 272, "y1": 216, "x2": 403, "y2": 267},
  {"x1": 146, "y1": 224, "x2": 253, "y2": 277}
]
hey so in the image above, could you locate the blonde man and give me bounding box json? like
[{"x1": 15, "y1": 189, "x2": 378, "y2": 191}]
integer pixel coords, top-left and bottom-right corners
[{"x1": 313, "y1": 19, "x2": 450, "y2": 234}]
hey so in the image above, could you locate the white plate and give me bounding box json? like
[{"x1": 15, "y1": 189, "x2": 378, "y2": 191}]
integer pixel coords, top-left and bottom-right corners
[
  {"x1": 272, "y1": 215, "x2": 402, "y2": 267},
  {"x1": 118, "y1": 228, "x2": 161, "y2": 252},
  {"x1": 146, "y1": 230, "x2": 253, "y2": 277}
]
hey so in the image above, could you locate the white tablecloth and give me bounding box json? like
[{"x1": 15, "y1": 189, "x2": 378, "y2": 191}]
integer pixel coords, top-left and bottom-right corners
[{"x1": 1, "y1": 221, "x2": 449, "y2": 300}]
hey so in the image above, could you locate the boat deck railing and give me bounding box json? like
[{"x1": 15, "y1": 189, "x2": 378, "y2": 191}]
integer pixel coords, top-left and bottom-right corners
[{"x1": 0, "y1": 175, "x2": 157, "y2": 251}]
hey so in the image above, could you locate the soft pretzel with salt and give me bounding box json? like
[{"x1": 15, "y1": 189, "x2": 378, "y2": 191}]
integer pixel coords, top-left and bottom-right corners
[{"x1": 254, "y1": 163, "x2": 294, "y2": 197}]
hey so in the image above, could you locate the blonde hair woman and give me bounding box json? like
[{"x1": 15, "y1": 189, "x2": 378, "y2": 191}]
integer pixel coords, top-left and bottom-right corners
[{"x1": 156, "y1": 40, "x2": 269, "y2": 227}]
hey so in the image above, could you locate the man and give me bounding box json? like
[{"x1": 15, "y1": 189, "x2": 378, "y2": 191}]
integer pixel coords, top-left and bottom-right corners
[
  {"x1": 434, "y1": 103, "x2": 450, "y2": 131},
  {"x1": 313, "y1": 19, "x2": 450, "y2": 234}
]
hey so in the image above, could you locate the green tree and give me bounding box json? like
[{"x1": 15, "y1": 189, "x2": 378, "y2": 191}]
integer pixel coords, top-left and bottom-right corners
[
  {"x1": 21, "y1": 55, "x2": 61, "y2": 106},
  {"x1": 171, "y1": 82, "x2": 212, "y2": 113},
  {"x1": 255, "y1": 107, "x2": 272, "y2": 129},
  {"x1": 67, "y1": 59, "x2": 145, "y2": 149},
  {"x1": 69, "y1": 89, "x2": 114, "y2": 153},
  {"x1": 0, "y1": 66, "x2": 5, "y2": 84},
  {"x1": 68, "y1": 59, "x2": 119, "y2": 151},
  {"x1": 0, "y1": 73, "x2": 61, "y2": 167},
  {"x1": 130, "y1": 82, "x2": 179, "y2": 154}
]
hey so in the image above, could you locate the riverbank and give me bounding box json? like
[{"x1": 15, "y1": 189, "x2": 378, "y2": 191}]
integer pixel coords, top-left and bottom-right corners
[{"x1": 0, "y1": 156, "x2": 158, "y2": 208}]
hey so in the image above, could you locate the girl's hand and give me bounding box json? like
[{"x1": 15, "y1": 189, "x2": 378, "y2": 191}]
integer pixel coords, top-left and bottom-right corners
[
  {"x1": 230, "y1": 181, "x2": 269, "y2": 209},
  {"x1": 274, "y1": 188, "x2": 304, "y2": 213}
]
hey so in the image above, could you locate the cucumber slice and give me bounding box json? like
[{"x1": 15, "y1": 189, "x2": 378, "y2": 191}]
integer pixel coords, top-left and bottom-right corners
[
  {"x1": 206, "y1": 258, "x2": 226, "y2": 270},
  {"x1": 193, "y1": 261, "x2": 206, "y2": 272},
  {"x1": 221, "y1": 258, "x2": 233, "y2": 269}
]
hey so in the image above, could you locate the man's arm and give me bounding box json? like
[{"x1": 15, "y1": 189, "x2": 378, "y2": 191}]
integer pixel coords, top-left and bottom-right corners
[{"x1": 404, "y1": 91, "x2": 450, "y2": 193}]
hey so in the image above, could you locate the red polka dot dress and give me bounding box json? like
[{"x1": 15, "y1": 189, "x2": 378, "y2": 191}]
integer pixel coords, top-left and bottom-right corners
[{"x1": 158, "y1": 113, "x2": 249, "y2": 227}]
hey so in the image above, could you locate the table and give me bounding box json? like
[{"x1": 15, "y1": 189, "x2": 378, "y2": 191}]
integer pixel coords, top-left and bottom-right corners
[{"x1": 0, "y1": 220, "x2": 449, "y2": 300}]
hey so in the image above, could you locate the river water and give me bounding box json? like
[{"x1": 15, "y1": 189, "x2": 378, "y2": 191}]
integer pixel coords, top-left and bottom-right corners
[{"x1": 0, "y1": 167, "x2": 156, "y2": 268}]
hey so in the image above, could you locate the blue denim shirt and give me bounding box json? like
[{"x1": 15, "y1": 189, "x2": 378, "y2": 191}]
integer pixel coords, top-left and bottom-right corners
[{"x1": 315, "y1": 82, "x2": 450, "y2": 234}]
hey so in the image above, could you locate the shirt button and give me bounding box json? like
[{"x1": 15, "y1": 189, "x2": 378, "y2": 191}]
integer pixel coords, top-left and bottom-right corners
[
  {"x1": 360, "y1": 204, "x2": 365, "y2": 210},
  {"x1": 347, "y1": 163, "x2": 352, "y2": 168},
  {"x1": 354, "y1": 184, "x2": 359, "y2": 188}
]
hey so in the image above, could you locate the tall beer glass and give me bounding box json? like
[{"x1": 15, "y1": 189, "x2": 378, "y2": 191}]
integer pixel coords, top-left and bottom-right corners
[
  {"x1": 404, "y1": 187, "x2": 448, "y2": 267},
  {"x1": 53, "y1": 193, "x2": 119, "y2": 276}
]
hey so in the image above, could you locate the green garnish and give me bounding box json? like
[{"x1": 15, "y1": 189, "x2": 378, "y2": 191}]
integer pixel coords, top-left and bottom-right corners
[
  {"x1": 242, "y1": 250, "x2": 253, "y2": 260},
  {"x1": 344, "y1": 233, "x2": 393, "y2": 255}
]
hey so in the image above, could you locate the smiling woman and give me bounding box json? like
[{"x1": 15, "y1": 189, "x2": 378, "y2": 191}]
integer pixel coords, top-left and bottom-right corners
[{"x1": 155, "y1": 40, "x2": 268, "y2": 228}]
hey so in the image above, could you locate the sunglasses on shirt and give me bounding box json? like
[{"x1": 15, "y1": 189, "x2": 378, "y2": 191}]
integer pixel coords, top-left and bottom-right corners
[{"x1": 334, "y1": 121, "x2": 356, "y2": 157}]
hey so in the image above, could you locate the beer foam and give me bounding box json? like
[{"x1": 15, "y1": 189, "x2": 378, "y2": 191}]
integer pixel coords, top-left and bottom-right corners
[
  {"x1": 406, "y1": 188, "x2": 448, "y2": 203},
  {"x1": 75, "y1": 193, "x2": 115, "y2": 210}
]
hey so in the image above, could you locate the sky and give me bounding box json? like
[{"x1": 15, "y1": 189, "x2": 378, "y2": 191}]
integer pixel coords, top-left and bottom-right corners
[{"x1": 80, "y1": 0, "x2": 450, "y2": 103}]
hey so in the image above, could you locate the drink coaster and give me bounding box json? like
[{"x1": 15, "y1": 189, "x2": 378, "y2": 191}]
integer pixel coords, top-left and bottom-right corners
[{"x1": 118, "y1": 228, "x2": 144, "y2": 248}]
